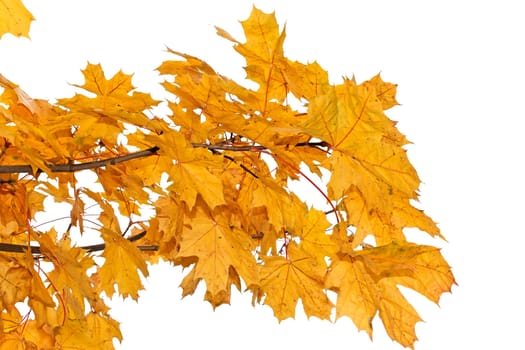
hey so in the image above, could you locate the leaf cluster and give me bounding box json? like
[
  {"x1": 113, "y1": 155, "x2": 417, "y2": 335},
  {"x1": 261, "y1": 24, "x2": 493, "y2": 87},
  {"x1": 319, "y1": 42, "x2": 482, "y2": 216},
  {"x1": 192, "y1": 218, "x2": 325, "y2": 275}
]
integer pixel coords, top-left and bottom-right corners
[{"x1": 0, "y1": 5, "x2": 454, "y2": 349}]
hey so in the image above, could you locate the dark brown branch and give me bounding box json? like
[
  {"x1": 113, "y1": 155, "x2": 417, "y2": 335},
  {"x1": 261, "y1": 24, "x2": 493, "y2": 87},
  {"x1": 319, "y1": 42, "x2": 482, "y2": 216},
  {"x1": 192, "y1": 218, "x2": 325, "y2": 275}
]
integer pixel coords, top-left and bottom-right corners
[
  {"x1": 222, "y1": 154, "x2": 259, "y2": 179},
  {"x1": 294, "y1": 141, "x2": 331, "y2": 149},
  {"x1": 0, "y1": 141, "x2": 329, "y2": 175},
  {"x1": 0, "y1": 231, "x2": 158, "y2": 256},
  {"x1": 0, "y1": 146, "x2": 160, "y2": 174},
  {"x1": 192, "y1": 143, "x2": 267, "y2": 151},
  {"x1": 193, "y1": 141, "x2": 330, "y2": 151}
]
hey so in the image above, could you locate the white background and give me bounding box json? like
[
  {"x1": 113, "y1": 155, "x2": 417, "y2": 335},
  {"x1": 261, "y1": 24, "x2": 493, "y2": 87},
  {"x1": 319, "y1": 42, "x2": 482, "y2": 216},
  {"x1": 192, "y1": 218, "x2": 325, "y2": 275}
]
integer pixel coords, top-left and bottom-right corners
[{"x1": 1, "y1": 0, "x2": 524, "y2": 349}]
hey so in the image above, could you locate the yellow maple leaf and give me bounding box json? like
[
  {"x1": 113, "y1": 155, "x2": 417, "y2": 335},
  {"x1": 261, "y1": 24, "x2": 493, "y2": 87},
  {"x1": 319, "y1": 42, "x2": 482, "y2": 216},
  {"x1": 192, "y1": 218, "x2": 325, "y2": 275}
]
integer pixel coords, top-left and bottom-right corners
[
  {"x1": 0, "y1": 0, "x2": 34, "y2": 38},
  {"x1": 146, "y1": 195, "x2": 186, "y2": 262},
  {"x1": 0, "y1": 74, "x2": 71, "y2": 172},
  {"x1": 81, "y1": 189, "x2": 149, "y2": 299},
  {"x1": 390, "y1": 196, "x2": 444, "y2": 240},
  {"x1": 37, "y1": 229, "x2": 97, "y2": 315},
  {"x1": 146, "y1": 130, "x2": 226, "y2": 210},
  {"x1": 297, "y1": 208, "x2": 338, "y2": 265},
  {"x1": 341, "y1": 190, "x2": 400, "y2": 247},
  {"x1": 98, "y1": 229, "x2": 149, "y2": 300},
  {"x1": 85, "y1": 312, "x2": 122, "y2": 347},
  {"x1": 362, "y1": 73, "x2": 399, "y2": 110},
  {"x1": 284, "y1": 59, "x2": 330, "y2": 100},
  {"x1": 0, "y1": 307, "x2": 23, "y2": 333},
  {"x1": 16, "y1": 319, "x2": 55, "y2": 349},
  {"x1": 158, "y1": 51, "x2": 260, "y2": 144},
  {"x1": 55, "y1": 313, "x2": 121, "y2": 350},
  {"x1": 369, "y1": 242, "x2": 456, "y2": 303},
  {"x1": 58, "y1": 63, "x2": 162, "y2": 146},
  {"x1": 70, "y1": 188, "x2": 85, "y2": 232},
  {"x1": 238, "y1": 7, "x2": 287, "y2": 102},
  {"x1": 72, "y1": 63, "x2": 158, "y2": 113},
  {"x1": 0, "y1": 254, "x2": 31, "y2": 311},
  {"x1": 341, "y1": 186, "x2": 444, "y2": 248},
  {"x1": 169, "y1": 160, "x2": 226, "y2": 210},
  {"x1": 215, "y1": 6, "x2": 331, "y2": 139},
  {"x1": 325, "y1": 257, "x2": 377, "y2": 336},
  {"x1": 258, "y1": 242, "x2": 332, "y2": 321},
  {"x1": 326, "y1": 241, "x2": 455, "y2": 348},
  {"x1": 376, "y1": 278, "x2": 422, "y2": 348},
  {"x1": 175, "y1": 210, "x2": 259, "y2": 305},
  {"x1": 0, "y1": 332, "x2": 36, "y2": 350},
  {"x1": 179, "y1": 265, "x2": 199, "y2": 298},
  {"x1": 299, "y1": 78, "x2": 427, "y2": 247},
  {"x1": 96, "y1": 164, "x2": 150, "y2": 212},
  {"x1": 239, "y1": 175, "x2": 303, "y2": 233}
]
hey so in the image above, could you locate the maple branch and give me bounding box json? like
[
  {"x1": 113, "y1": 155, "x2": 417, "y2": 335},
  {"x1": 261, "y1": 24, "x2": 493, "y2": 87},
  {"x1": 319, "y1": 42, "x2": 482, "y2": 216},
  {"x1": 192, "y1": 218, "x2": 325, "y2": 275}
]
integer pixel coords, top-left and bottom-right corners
[
  {"x1": 0, "y1": 231, "x2": 158, "y2": 256},
  {"x1": 192, "y1": 141, "x2": 330, "y2": 152},
  {"x1": 0, "y1": 147, "x2": 160, "y2": 174},
  {"x1": 192, "y1": 143, "x2": 267, "y2": 152},
  {"x1": 294, "y1": 140, "x2": 331, "y2": 149},
  {"x1": 0, "y1": 141, "x2": 328, "y2": 176}
]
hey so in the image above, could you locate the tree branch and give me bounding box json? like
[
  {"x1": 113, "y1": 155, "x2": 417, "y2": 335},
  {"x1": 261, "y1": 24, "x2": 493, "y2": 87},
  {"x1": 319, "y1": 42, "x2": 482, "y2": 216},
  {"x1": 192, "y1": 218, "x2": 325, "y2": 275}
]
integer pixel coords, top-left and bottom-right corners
[
  {"x1": 0, "y1": 146, "x2": 160, "y2": 174},
  {"x1": 0, "y1": 231, "x2": 158, "y2": 256},
  {"x1": 0, "y1": 141, "x2": 328, "y2": 176}
]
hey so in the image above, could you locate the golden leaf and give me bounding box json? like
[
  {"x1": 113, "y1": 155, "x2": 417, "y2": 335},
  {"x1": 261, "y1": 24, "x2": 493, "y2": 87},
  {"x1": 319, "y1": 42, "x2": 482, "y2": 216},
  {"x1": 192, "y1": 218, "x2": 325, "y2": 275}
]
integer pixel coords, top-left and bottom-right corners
[
  {"x1": 326, "y1": 241, "x2": 455, "y2": 348},
  {"x1": 325, "y1": 257, "x2": 377, "y2": 336},
  {"x1": 362, "y1": 73, "x2": 399, "y2": 110},
  {"x1": 16, "y1": 320, "x2": 55, "y2": 349},
  {"x1": 0, "y1": 332, "x2": 36, "y2": 350},
  {"x1": 0, "y1": 74, "x2": 70, "y2": 172},
  {"x1": 169, "y1": 160, "x2": 226, "y2": 210},
  {"x1": 238, "y1": 7, "x2": 287, "y2": 102},
  {"x1": 367, "y1": 242, "x2": 456, "y2": 303},
  {"x1": 297, "y1": 208, "x2": 338, "y2": 265},
  {"x1": 258, "y1": 242, "x2": 332, "y2": 321},
  {"x1": 376, "y1": 278, "x2": 422, "y2": 348},
  {"x1": 98, "y1": 229, "x2": 149, "y2": 300},
  {"x1": 175, "y1": 211, "x2": 259, "y2": 305},
  {"x1": 37, "y1": 230, "x2": 97, "y2": 314},
  {"x1": 55, "y1": 313, "x2": 121, "y2": 350},
  {"x1": 58, "y1": 63, "x2": 162, "y2": 147},
  {"x1": 284, "y1": 59, "x2": 330, "y2": 99},
  {"x1": 0, "y1": 254, "x2": 31, "y2": 311},
  {"x1": 0, "y1": 0, "x2": 34, "y2": 38}
]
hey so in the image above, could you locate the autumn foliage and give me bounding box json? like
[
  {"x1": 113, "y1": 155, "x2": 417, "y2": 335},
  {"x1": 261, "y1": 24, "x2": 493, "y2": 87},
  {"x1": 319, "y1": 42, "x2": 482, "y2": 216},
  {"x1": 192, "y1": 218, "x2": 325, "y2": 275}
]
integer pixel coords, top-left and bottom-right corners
[{"x1": 0, "y1": 3, "x2": 455, "y2": 349}]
